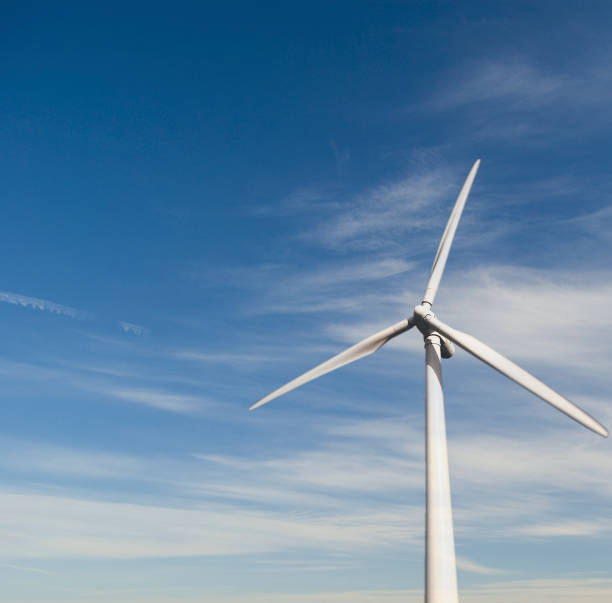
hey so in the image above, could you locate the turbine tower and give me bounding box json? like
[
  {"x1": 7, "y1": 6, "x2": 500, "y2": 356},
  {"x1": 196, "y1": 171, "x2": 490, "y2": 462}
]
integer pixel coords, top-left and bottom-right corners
[{"x1": 250, "y1": 160, "x2": 608, "y2": 602}]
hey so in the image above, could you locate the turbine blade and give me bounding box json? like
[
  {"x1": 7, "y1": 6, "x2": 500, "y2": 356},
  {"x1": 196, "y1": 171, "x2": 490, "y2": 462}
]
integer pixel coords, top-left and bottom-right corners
[
  {"x1": 250, "y1": 318, "x2": 414, "y2": 410},
  {"x1": 422, "y1": 159, "x2": 480, "y2": 307},
  {"x1": 418, "y1": 311, "x2": 608, "y2": 438}
]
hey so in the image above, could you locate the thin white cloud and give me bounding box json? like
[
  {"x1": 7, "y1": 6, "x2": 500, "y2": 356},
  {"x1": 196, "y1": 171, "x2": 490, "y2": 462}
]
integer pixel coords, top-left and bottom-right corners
[
  {"x1": 432, "y1": 56, "x2": 612, "y2": 113},
  {"x1": 119, "y1": 321, "x2": 150, "y2": 336},
  {"x1": 0, "y1": 439, "x2": 165, "y2": 481},
  {"x1": 207, "y1": 256, "x2": 417, "y2": 319},
  {"x1": 63, "y1": 578, "x2": 612, "y2": 603},
  {"x1": 0, "y1": 491, "x2": 419, "y2": 559},
  {"x1": 0, "y1": 400, "x2": 610, "y2": 568},
  {"x1": 435, "y1": 60, "x2": 566, "y2": 109},
  {"x1": 227, "y1": 258, "x2": 414, "y2": 292},
  {"x1": 57, "y1": 589, "x2": 424, "y2": 603},
  {"x1": 450, "y1": 430, "x2": 612, "y2": 496},
  {"x1": 419, "y1": 56, "x2": 612, "y2": 146},
  {"x1": 303, "y1": 264, "x2": 612, "y2": 378},
  {"x1": 0, "y1": 291, "x2": 87, "y2": 319},
  {"x1": 517, "y1": 520, "x2": 606, "y2": 537},
  {"x1": 251, "y1": 186, "x2": 342, "y2": 216},
  {"x1": 305, "y1": 167, "x2": 457, "y2": 250},
  {"x1": 253, "y1": 258, "x2": 415, "y2": 315},
  {"x1": 289, "y1": 258, "x2": 415, "y2": 288},
  {"x1": 434, "y1": 265, "x2": 612, "y2": 376},
  {"x1": 197, "y1": 445, "x2": 423, "y2": 495},
  {"x1": 174, "y1": 350, "x2": 284, "y2": 366},
  {"x1": 107, "y1": 389, "x2": 204, "y2": 414},
  {"x1": 197, "y1": 408, "x2": 612, "y2": 545},
  {"x1": 460, "y1": 577, "x2": 612, "y2": 603},
  {"x1": 456, "y1": 556, "x2": 508, "y2": 575},
  {"x1": 570, "y1": 204, "x2": 612, "y2": 243},
  {"x1": 0, "y1": 562, "x2": 54, "y2": 576}
]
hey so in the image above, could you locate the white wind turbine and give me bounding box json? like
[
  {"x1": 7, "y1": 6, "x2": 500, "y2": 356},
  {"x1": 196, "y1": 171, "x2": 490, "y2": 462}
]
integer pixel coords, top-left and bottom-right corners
[{"x1": 250, "y1": 160, "x2": 608, "y2": 603}]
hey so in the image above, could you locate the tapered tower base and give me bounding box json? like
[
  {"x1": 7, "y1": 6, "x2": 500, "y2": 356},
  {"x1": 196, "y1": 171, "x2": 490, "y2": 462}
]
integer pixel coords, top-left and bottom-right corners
[{"x1": 425, "y1": 334, "x2": 459, "y2": 603}]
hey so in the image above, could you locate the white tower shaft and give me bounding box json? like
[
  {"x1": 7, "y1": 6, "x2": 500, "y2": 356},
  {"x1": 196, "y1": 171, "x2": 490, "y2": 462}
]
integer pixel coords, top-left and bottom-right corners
[{"x1": 425, "y1": 334, "x2": 459, "y2": 603}]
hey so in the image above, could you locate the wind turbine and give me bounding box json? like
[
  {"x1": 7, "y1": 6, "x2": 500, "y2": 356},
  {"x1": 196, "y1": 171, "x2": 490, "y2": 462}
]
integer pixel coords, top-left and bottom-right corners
[{"x1": 250, "y1": 160, "x2": 608, "y2": 603}]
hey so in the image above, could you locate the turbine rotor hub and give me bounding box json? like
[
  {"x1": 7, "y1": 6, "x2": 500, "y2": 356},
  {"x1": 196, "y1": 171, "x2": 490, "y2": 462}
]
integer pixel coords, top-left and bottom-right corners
[
  {"x1": 412, "y1": 305, "x2": 455, "y2": 358},
  {"x1": 412, "y1": 304, "x2": 436, "y2": 334}
]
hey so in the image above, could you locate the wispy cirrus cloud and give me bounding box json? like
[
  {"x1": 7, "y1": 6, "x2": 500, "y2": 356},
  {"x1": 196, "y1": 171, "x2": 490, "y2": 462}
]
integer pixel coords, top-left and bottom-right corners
[
  {"x1": 0, "y1": 399, "x2": 609, "y2": 568},
  {"x1": 460, "y1": 577, "x2": 612, "y2": 603},
  {"x1": 0, "y1": 562, "x2": 55, "y2": 576},
  {"x1": 195, "y1": 256, "x2": 417, "y2": 318},
  {"x1": 288, "y1": 258, "x2": 415, "y2": 289},
  {"x1": 304, "y1": 167, "x2": 458, "y2": 250},
  {"x1": 252, "y1": 186, "x2": 342, "y2": 216},
  {"x1": 300, "y1": 264, "x2": 612, "y2": 378},
  {"x1": 252, "y1": 258, "x2": 416, "y2": 315},
  {"x1": 0, "y1": 291, "x2": 88, "y2": 319},
  {"x1": 211, "y1": 258, "x2": 415, "y2": 293},
  {"x1": 194, "y1": 408, "x2": 612, "y2": 542},
  {"x1": 434, "y1": 265, "x2": 612, "y2": 376},
  {"x1": 456, "y1": 557, "x2": 508, "y2": 575},
  {"x1": 433, "y1": 60, "x2": 568, "y2": 110},
  {"x1": 107, "y1": 388, "x2": 206, "y2": 414},
  {"x1": 0, "y1": 490, "x2": 420, "y2": 559},
  {"x1": 0, "y1": 292, "x2": 151, "y2": 338},
  {"x1": 424, "y1": 56, "x2": 612, "y2": 144},
  {"x1": 434, "y1": 54, "x2": 612, "y2": 113},
  {"x1": 65, "y1": 578, "x2": 612, "y2": 603},
  {"x1": 174, "y1": 350, "x2": 289, "y2": 366},
  {"x1": 119, "y1": 321, "x2": 150, "y2": 336},
  {"x1": 569, "y1": 203, "x2": 612, "y2": 243},
  {"x1": 454, "y1": 434, "x2": 610, "y2": 490},
  {"x1": 0, "y1": 438, "x2": 165, "y2": 481},
  {"x1": 516, "y1": 521, "x2": 606, "y2": 537}
]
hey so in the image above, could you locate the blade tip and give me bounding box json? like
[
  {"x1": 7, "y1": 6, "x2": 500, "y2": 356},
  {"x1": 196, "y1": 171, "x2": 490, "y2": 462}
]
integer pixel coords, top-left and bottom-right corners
[{"x1": 590, "y1": 421, "x2": 608, "y2": 438}]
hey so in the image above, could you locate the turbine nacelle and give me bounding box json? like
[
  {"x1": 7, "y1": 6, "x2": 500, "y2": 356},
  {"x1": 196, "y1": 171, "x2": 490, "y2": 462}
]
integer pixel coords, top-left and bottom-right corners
[{"x1": 440, "y1": 337, "x2": 456, "y2": 359}]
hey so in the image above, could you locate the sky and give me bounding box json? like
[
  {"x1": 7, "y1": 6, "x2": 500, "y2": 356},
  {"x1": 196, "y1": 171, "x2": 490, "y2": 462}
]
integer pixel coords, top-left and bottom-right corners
[{"x1": 1, "y1": 1, "x2": 612, "y2": 601}]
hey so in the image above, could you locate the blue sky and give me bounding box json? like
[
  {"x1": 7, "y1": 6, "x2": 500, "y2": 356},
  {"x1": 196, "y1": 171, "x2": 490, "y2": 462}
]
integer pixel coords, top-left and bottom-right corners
[{"x1": 1, "y1": 2, "x2": 612, "y2": 601}]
